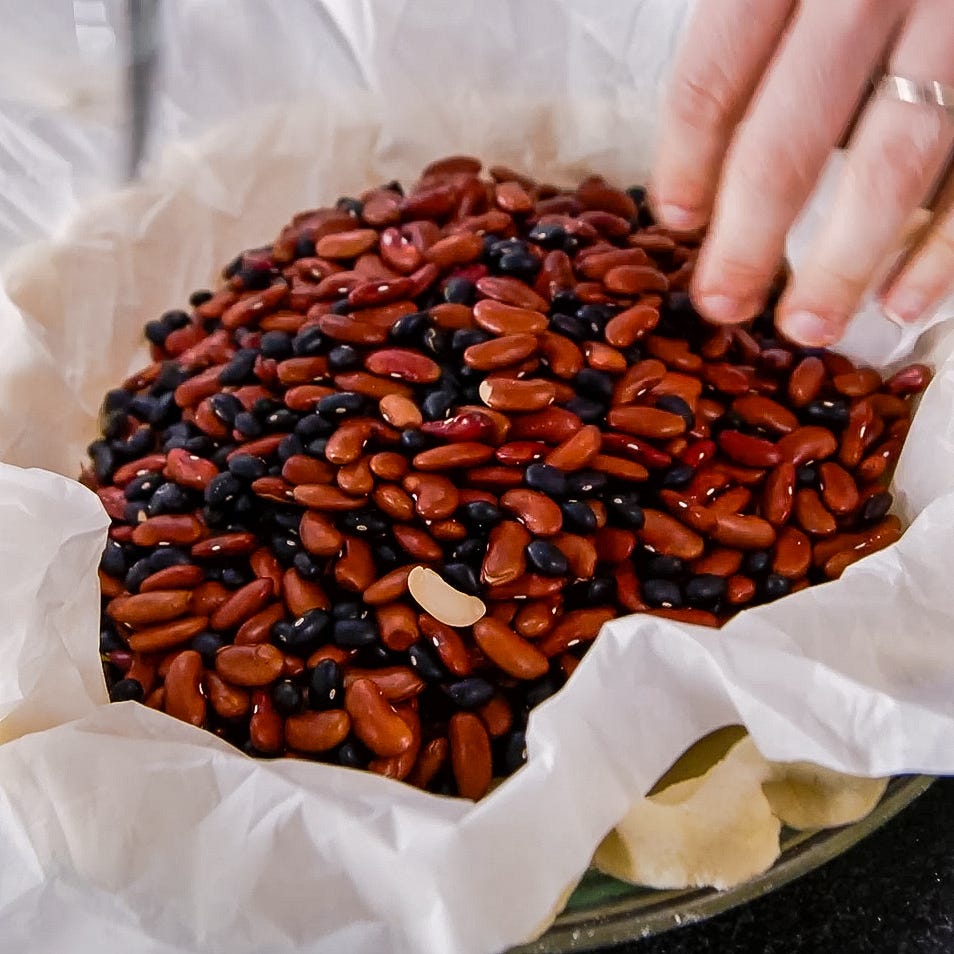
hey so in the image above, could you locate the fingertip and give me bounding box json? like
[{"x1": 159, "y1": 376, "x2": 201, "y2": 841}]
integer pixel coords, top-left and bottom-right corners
[
  {"x1": 776, "y1": 309, "x2": 842, "y2": 347},
  {"x1": 655, "y1": 202, "x2": 707, "y2": 231},
  {"x1": 693, "y1": 293, "x2": 756, "y2": 325}
]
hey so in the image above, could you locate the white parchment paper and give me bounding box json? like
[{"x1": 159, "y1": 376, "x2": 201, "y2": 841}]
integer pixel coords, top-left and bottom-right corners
[{"x1": 0, "y1": 3, "x2": 952, "y2": 953}]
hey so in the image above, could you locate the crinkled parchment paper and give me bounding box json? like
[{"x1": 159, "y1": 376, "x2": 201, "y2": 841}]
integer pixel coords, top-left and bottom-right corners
[{"x1": 0, "y1": 3, "x2": 952, "y2": 953}]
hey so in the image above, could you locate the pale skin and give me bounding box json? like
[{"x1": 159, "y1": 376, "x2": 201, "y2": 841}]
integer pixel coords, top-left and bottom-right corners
[{"x1": 651, "y1": 0, "x2": 954, "y2": 346}]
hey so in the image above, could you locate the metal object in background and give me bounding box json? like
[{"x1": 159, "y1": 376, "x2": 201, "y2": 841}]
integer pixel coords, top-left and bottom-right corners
[{"x1": 126, "y1": 0, "x2": 161, "y2": 180}]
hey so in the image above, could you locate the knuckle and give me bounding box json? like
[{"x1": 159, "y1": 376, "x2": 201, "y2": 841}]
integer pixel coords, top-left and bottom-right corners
[
  {"x1": 728, "y1": 134, "x2": 814, "y2": 210},
  {"x1": 856, "y1": 118, "x2": 947, "y2": 206},
  {"x1": 668, "y1": 69, "x2": 737, "y2": 134}
]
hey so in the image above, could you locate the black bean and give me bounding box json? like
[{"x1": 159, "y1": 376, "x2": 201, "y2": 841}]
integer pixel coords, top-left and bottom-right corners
[
  {"x1": 161, "y1": 309, "x2": 191, "y2": 330},
  {"x1": 566, "y1": 471, "x2": 607, "y2": 496},
  {"x1": 576, "y1": 304, "x2": 615, "y2": 337},
  {"x1": 526, "y1": 540, "x2": 569, "y2": 577},
  {"x1": 144, "y1": 320, "x2": 170, "y2": 346},
  {"x1": 586, "y1": 576, "x2": 616, "y2": 604},
  {"x1": 218, "y1": 349, "x2": 258, "y2": 385},
  {"x1": 564, "y1": 395, "x2": 605, "y2": 424},
  {"x1": 452, "y1": 328, "x2": 490, "y2": 351},
  {"x1": 205, "y1": 472, "x2": 243, "y2": 508},
  {"x1": 804, "y1": 399, "x2": 850, "y2": 429},
  {"x1": 123, "y1": 471, "x2": 163, "y2": 501},
  {"x1": 685, "y1": 574, "x2": 726, "y2": 608},
  {"x1": 191, "y1": 632, "x2": 226, "y2": 668},
  {"x1": 333, "y1": 618, "x2": 378, "y2": 647},
  {"x1": 152, "y1": 361, "x2": 190, "y2": 395},
  {"x1": 292, "y1": 326, "x2": 325, "y2": 357},
  {"x1": 549, "y1": 290, "x2": 581, "y2": 315},
  {"x1": 115, "y1": 427, "x2": 153, "y2": 460},
  {"x1": 861, "y1": 491, "x2": 892, "y2": 523},
  {"x1": 336, "y1": 196, "x2": 363, "y2": 217},
  {"x1": 228, "y1": 454, "x2": 268, "y2": 481},
  {"x1": 147, "y1": 481, "x2": 191, "y2": 515},
  {"x1": 459, "y1": 501, "x2": 502, "y2": 529},
  {"x1": 761, "y1": 573, "x2": 791, "y2": 602},
  {"x1": 109, "y1": 678, "x2": 144, "y2": 703},
  {"x1": 272, "y1": 680, "x2": 304, "y2": 716},
  {"x1": 234, "y1": 267, "x2": 274, "y2": 291},
  {"x1": 626, "y1": 185, "x2": 647, "y2": 205},
  {"x1": 743, "y1": 551, "x2": 772, "y2": 577},
  {"x1": 220, "y1": 567, "x2": 251, "y2": 589},
  {"x1": 654, "y1": 394, "x2": 694, "y2": 429},
  {"x1": 442, "y1": 562, "x2": 480, "y2": 595},
  {"x1": 148, "y1": 548, "x2": 196, "y2": 571},
  {"x1": 330, "y1": 298, "x2": 352, "y2": 316},
  {"x1": 286, "y1": 609, "x2": 331, "y2": 652},
  {"x1": 293, "y1": 235, "x2": 317, "y2": 258},
  {"x1": 99, "y1": 624, "x2": 125, "y2": 654},
  {"x1": 524, "y1": 674, "x2": 560, "y2": 709},
  {"x1": 443, "y1": 277, "x2": 476, "y2": 305},
  {"x1": 421, "y1": 327, "x2": 450, "y2": 360},
  {"x1": 233, "y1": 411, "x2": 263, "y2": 438},
  {"x1": 445, "y1": 677, "x2": 495, "y2": 709},
  {"x1": 332, "y1": 601, "x2": 367, "y2": 621},
  {"x1": 606, "y1": 493, "x2": 645, "y2": 529},
  {"x1": 501, "y1": 729, "x2": 528, "y2": 773},
  {"x1": 340, "y1": 511, "x2": 389, "y2": 537},
  {"x1": 408, "y1": 642, "x2": 445, "y2": 681},
  {"x1": 796, "y1": 465, "x2": 818, "y2": 487},
  {"x1": 292, "y1": 551, "x2": 323, "y2": 581},
  {"x1": 127, "y1": 395, "x2": 157, "y2": 421},
  {"x1": 421, "y1": 388, "x2": 457, "y2": 421},
  {"x1": 389, "y1": 311, "x2": 428, "y2": 344},
  {"x1": 645, "y1": 555, "x2": 684, "y2": 579},
  {"x1": 317, "y1": 392, "x2": 365, "y2": 419},
  {"x1": 450, "y1": 538, "x2": 486, "y2": 567},
  {"x1": 574, "y1": 368, "x2": 614, "y2": 404},
  {"x1": 209, "y1": 393, "x2": 244, "y2": 425},
  {"x1": 549, "y1": 312, "x2": 588, "y2": 341},
  {"x1": 524, "y1": 462, "x2": 568, "y2": 497},
  {"x1": 528, "y1": 222, "x2": 568, "y2": 249},
  {"x1": 100, "y1": 540, "x2": 127, "y2": 578},
  {"x1": 642, "y1": 578, "x2": 683, "y2": 608},
  {"x1": 327, "y1": 344, "x2": 360, "y2": 371},
  {"x1": 189, "y1": 289, "x2": 213, "y2": 307},
  {"x1": 307, "y1": 658, "x2": 343, "y2": 709},
  {"x1": 337, "y1": 740, "x2": 369, "y2": 769},
  {"x1": 661, "y1": 463, "x2": 695, "y2": 488},
  {"x1": 260, "y1": 331, "x2": 294, "y2": 360},
  {"x1": 561, "y1": 500, "x2": 598, "y2": 534}
]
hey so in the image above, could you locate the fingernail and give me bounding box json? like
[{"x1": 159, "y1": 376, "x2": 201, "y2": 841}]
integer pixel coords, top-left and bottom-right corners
[
  {"x1": 696, "y1": 294, "x2": 750, "y2": 324},
  {"x1": 780, "y1": 310, "x2": 838, "y2": 347},
  {"x1": 657, "y1": 203, "x2": 701, "y2": 230},
  {"x1": 882, "y1": 288, "x2": 927, "y2": 325}
]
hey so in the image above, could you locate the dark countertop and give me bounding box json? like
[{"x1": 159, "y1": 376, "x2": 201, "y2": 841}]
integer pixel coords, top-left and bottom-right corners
[{"x1": 619, "y1": 777, "x2": 954, "y2": 954}]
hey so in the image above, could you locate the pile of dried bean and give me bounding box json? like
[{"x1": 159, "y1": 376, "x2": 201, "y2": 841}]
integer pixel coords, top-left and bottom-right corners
[{"x1": 87, "y1": 156, "x2": 931, "y2": 799}]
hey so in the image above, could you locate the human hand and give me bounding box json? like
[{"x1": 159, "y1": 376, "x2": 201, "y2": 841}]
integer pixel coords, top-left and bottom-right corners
[{"x1": 651, "y1": 0, "x2": 954, "y2": 346}]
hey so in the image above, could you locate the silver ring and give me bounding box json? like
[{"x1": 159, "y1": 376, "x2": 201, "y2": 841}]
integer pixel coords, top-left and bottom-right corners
[{"x1": 879, "y1": 74, "x2": 954, "y2": 118}]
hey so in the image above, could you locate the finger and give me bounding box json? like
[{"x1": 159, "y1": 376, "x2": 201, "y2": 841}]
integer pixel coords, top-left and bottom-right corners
[
  {"x1": 778, "y1": 1, "x2": 954, "y2": 346},
  {"x1": 881, "y1": 167, "x2": 954, "y2": 323},
  {"x1": 691, "y1": 0, "x2": 901, "y2": 327},
  {"x1": 651, "y1": 0, "x2": 794, "y2": 231}
]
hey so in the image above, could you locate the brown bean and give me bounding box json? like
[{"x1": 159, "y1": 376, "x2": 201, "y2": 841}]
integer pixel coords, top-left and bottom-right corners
[
  {"x1": 606, "y1": 406, "x2": 686, "y2": 439},
  {"x1": 299, "y1": 510, "x2": 344, "y2": 556},
  {"x1": 731, "y1": 395, "x2": 799, "y2": 434},
  {"x1": 794, "y1": 488, "x2": 838, "y2": 536},
  {"x1": 283, "y1": 569, "x2": 330, "y2": 616},
  {"x1": 514, "y1": 598, "x2": 560, "y2": 638},
  {"x1": 839, "y1": 400, "x2": 876, "y2": 469},
  {"x1": 335, "y1": 537, "x2": 377, "y2": 592},
  {"x1": 473, "y1": 299, "x2": 548, "y2": 335},
  {"x1": 343, "y1": 666, "x2": 426, "y2": 702},
  {"x1": 464, "y1": 334, "x2": 538, "y2": 370},
  {"x1": 711, "y1": 513, "x2": 777, "y2": 550},
  {"x1": 363, "y1": 565, "x2": 416, "y2": 605},
  {"x1": 449, "y1": 712, "x2": 493, "y2": 800},
  {"x1": 473, "y1": 618, "x2": 549, "y2": 680},
  {"x1": 293, "y1": 484, "x2": 367, "y2": 510},
  {"x1": 215, "y1": 644, "x2": 284, "y2": 687},
  {"x1": 108, "y1": 590, "x2": 192, "y2": 626},
  {"x1": 885, "y1": 363, "x2": 931, "y2": 395},
  {"x1": 315, "y1": 228, "x2": 379, "y2": 258},
  {"x1": 379, "y1": 393, "x2": 423, "y2": 429},
  {"x1": 818, "y1": 462, "x2": 860, "y2": 515},
  {"x1": 544, "y1": 424, "x2": 602, "y2": 471},
  {"x1": 346, "y1": 678, "x2": 414, "y2": 757},
  {"x1": 364, "y1": 348, "x2": 441, "y2": 383},
  {"x1": 205, "y1": 672, "x2": 251, "y2": 719},
  {"x1": 475, "y1": 275, "x2": 548, "y2": 311},
  {"x1": 249, "y1": 690, "x2": 284, "y2": 755},
  {"x1": 500, "y1": 489, "x2": 563, "y2": 536},
  {"x1": 772, "y1": 526, "x2": 812, "y2": 579},
  {"x1": 402, "y1": 472, "x2": 460, "y2": 519},
  {"x1": 286, "y1": 710, "x2": 351, "y2": 753},
  {"x1": 131, "y1": 514, "x2": 206, "y2": 547},
  {"x1": 163, "y1": 650, "x2": 206, "y2": 727},
  {"x1": 393, "y1": 524, "x2": 443, "y2": 562},
  {"x1": 536, "y1": 608, "x2": 615, "y2": 657},
  {"x1": 478, "y1": 376, "x2": 556, "y2": 412},
  {"x1": 412, "y1": 442, "x2": 494, "y2": 470},
  {"x1": 369, "y1": 451, "x2": 410, "y2": 481},
  {"x1": 726, "y1": 575, "x2": 757, "y2": 606},
  {"x1": 127, "y1": 616, "x2": 209, "y2": 653},
  {"x1": 139, "y1": 564, "x2": 205, "y2": 593},
  {"x1": 691, "y1": 548, "x2": 744, "y2": 577},
  {"x1": 373, "y1": 483, "x2": 416, "y2": 521},
  {"x1": 639, "y1": 509, "x2": 705, "y2": 560},
  {"x1": 761, "y1": 463, "x2": 796, "y2": 526},
  {"x1": 376, "y1": 603, "x2": 420, "y2": 651},
  {"x1": 235, "y1": 603, "x2": 286, "y2": 646},
  {"x1": 210, "y1": 579, "x2": 273, "y2": 631},
  {"x1": 787, "y1": 356, "x2": 826, "y2": 407},
  {"x1": 776, "y1": 426, "x2": 839, "y2": 466}
]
